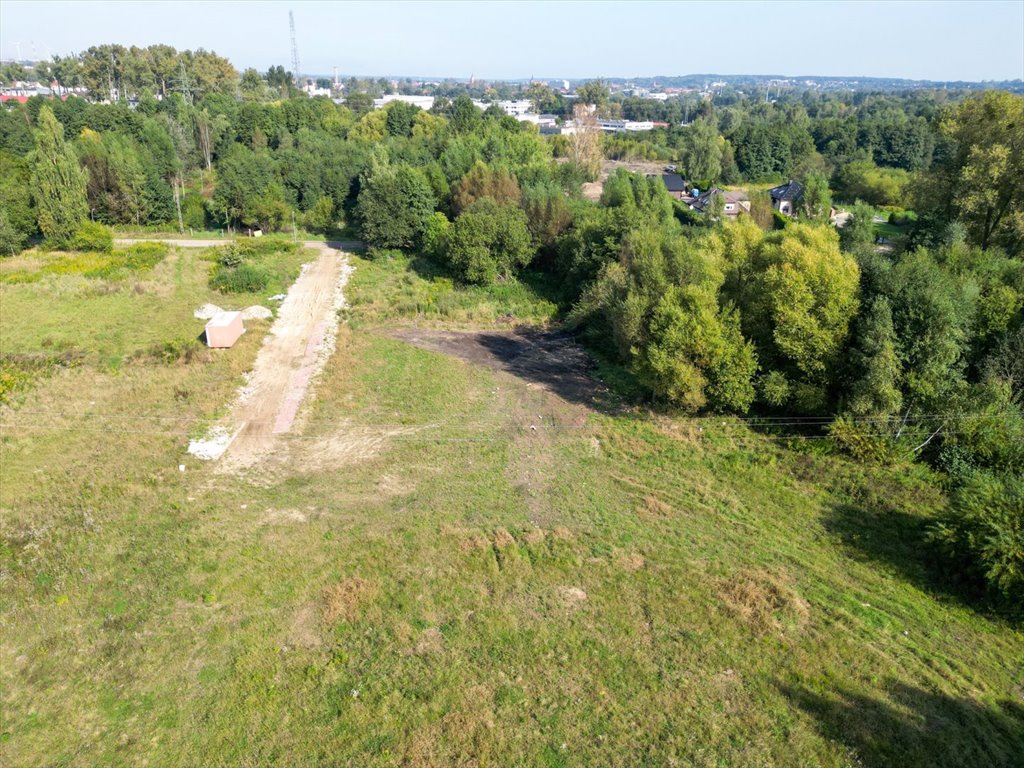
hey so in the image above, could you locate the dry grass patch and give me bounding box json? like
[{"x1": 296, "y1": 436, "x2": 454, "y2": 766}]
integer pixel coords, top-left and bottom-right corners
[
  {"x1": 321, "y1": 577, "x2": 377, "y2": 625},
  {"x1": 414, "y1": 627, "x2": 445, "y2": 656},
  {"x1": 641, "y1": 495, "x2": 673, "y2": 518},
  {"x1": 522, "y1": 527, "x2": 546, "y2": 545},
  {"x1": 492, "y1": 528, "x2": 516, "y2": 549},
  {"x1": 558, "y1": 586, "x2": 588, "y2": 608},
  {"x1": 614, "y1": 551, "x2": 646, "y2": 571},
  {"x1": 718, "y1": 569, "x2": 810, "y2": 636}
]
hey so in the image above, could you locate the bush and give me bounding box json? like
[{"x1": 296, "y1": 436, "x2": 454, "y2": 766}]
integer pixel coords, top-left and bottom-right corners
[
  {"x1": 217, "y1": 243, "x2": 244, "y2": 268},
  {"x1": 234, "y1": 238, "x2": 299, "y2": 259},
  {"x1": 759, "y1": 371, "x2": 791, "y2": 408},
  {"x1": 929, "y1": 472, "x2": 1024, "y2": 601},
  {"x1": 828, "y1": 415, "x2": 898, "y2": 463},
  {"x1": 210, "y1": 263, "x2": 270, "y2": 293},
  {"x1": 888, "y1": 210, "x2": 917, "y2": 226},
  {"x1": 119, "y1": 242, "x2": 168, "y2": 271},
  {"x1": 71, "y1": 221, "x2": 114, "y2": 253}
]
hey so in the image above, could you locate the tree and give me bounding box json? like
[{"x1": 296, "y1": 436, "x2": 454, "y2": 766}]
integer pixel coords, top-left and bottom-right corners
[
  {"x1": 450, "y1": 95, "x2": 482, "y2": 135},
  {"x1": 573, "y1": 226, "x2": 756, "y2": 412},
  {"x1": 355, "y1": 164, "x2": 435, "y2": 249},
  {"x1": 452, "y1": 161, "x2": 520, "y2": 213},
  {"x1": 800, "y1": 171, "x2": 833, "y2": 224},
  {"x1": 728, "y1": 222, "x2": 860, "y2": 411},
  {"x1": 930, "y1": 472, "x2": 1024, "y2": 601},
  {"x1": 421, "y1": 211, "x2": 452, "y2": 261},
  {"x1": 640, "y1": 286, "x2": 757, "y2": 412},
  {"x1": 679, "y1": 117, "x2": 723, "y2": 184},
  {"x1": 384, "y1": 101, "x2": 420, "y2": 138},
  {"x1": 266, "y1": 65, "x2": 294, "y2": 97},
  {"x1": 844, "y1": 297, "x2": 902, "y2": 419},
  {"x1": 521, "y1": 181, "x2": 573, "y2": 252},
  {"x1": 346, "y1": 92, "x2": 374, "y2": 115},
  {"x1": 444, "y1": 198, "x2": 535, "y2": 284},
  {"x1": 567, "y1": 103, "x2": 602, "y2": 181},
  {"x1": 919, "y1": 92, "x2": 1024, "y2": 254},
  {"x1": 31, "y1": 106, "x2": 88, "y2": 247},
  {"x1": 838, "y1": 200, "x2": 876, "y2": 254},
  {"x1": 210, "y1": 144, "x2": 278, "y2": 230},
  {"x1": 240, "y1": 68, "x2": 266, "y2": 101},
  {"x1": 886, "y1": 249, "x2": 971, "y2": 409},
  {"x1": 303, "y1": 195, "x2": 335, "y2": 233},
  {"x1": 833, "y1": 159, "x2": 910, "y2": 207},
  {"x1": 0, "y1": 151, "x2": 36, "y2": 254},
  {"x1": 575, "y1": 80, "x2": 609, "y2": 111}
]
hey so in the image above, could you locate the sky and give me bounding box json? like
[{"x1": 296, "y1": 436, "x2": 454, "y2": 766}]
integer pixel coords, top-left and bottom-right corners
[{"x1": 1, "y1": 0, "x2": 1022, "y2": 82}]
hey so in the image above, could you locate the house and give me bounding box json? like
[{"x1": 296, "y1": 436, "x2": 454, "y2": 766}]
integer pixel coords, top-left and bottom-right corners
[
  {"x1": 769, "y1": 180, "x2": 803, "y2": 216},
  {"x1": 660, "y1": 173, "x2": 689, "y2": 200},
  {"x1": 689, "y1": 187, "x2": 751, "y2": 218}
]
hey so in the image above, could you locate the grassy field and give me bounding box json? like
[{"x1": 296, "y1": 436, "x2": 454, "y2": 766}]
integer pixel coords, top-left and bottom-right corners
[{"x1": 1, "y1": 249, "x2": 1022, "y2": 767}]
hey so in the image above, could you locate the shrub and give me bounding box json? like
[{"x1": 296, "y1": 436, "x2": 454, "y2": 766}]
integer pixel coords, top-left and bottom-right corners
[
  {"x1": 71, "y1": 221, "x2": 114, "y2": 253},
  {"x1": 211, "y1": 263, "x2": 270, "y2": 293},
  {"x1": 888, "y1": 210, "x2": 917, "y2": 226},
  {"x1": 182, "y1": 192, "x2": 207, "y2": 230},
  {"x1": 118, "y1": 242, "x2": 168, "y2": 271},
  {"x1": 828, "y1": 415, "x2": 898, "y2": 463},
  {"x1": 929, "y1": 472, "x2": 1024, "y2": 601},
  {"x1": 759, "y1": 371, "x2": 791, "y2": 408},
  {"x1": 235, "y1": 238, "x2": 299, "y2": 258},
  {"x1": 217, "y1": 243, "x2": 244, "y2": 268},
  {"x1": 157, "y1": 338, "x2": 203, "y2": 364}
]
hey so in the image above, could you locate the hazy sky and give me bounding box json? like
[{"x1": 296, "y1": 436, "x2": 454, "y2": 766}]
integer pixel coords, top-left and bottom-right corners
[{"x1": 1, "y1": 0, "x2": 1022, "y2": 82}]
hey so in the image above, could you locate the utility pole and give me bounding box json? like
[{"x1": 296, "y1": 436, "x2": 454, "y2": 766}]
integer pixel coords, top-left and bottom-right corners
[{"x1": 289, "y1": 10, "x2": 302, "y2": 91}]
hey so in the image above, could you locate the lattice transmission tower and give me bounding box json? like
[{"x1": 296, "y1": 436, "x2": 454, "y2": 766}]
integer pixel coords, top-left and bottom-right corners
[{"x1": 289, "y1": 10, "x2": 302, "y2": 88}]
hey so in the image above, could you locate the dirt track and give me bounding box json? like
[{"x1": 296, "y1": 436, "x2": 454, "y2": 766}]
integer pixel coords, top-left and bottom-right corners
[{"x1": 170, "y1": 241, "x2": 353, "y2": 468}]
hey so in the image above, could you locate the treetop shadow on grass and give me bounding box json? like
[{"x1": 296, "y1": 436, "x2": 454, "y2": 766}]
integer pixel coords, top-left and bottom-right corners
[
  {"x1": 779, "y1": 679, "x2": 1024, "y2": 768},
  {"x1": 823, "y1": 496, "x2": 1022, "y2": 623},
  {"x1": 394, "y1": 325, "x2": 624, "y2": 414}
]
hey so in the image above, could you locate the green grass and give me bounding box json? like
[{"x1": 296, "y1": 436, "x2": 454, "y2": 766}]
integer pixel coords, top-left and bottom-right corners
[
  {"x1": 1, "y1": 253, "x2": 1022, "y2": 767},
  {"x1": 348, "y1": 252, "x2": 560, "y2": 327},
  {"x1": 0, "y1": 244, "x2": 310, "y2": 373},
  {"x1": 872, "y1": 221, "x2": 907, "y2": 239}
]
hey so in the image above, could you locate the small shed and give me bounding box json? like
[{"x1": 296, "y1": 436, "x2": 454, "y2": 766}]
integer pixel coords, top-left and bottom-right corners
[{"x1": 205, "y1": 311, "x2": 245, "y2": 348}]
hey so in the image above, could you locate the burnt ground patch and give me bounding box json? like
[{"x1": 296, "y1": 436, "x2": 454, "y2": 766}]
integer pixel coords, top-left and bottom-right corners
[{"x1": 393, "y1": 327, "x2": 612, "y2": 410}]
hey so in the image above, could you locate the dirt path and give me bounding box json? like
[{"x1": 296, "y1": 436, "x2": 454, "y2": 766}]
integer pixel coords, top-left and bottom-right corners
[{"x1": 183, "y1": 242, "x2": 353, "y2": 468}]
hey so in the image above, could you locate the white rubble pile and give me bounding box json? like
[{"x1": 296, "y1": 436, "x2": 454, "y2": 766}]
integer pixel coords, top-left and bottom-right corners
[
  {"x1": 193, "y1": 303, "x2": 224, "y2": 320},
  {"x1": 241, "y1": 305, "x2": 273, "y2": 320}
]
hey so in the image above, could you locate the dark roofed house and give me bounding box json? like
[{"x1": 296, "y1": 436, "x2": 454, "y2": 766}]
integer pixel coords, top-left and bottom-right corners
[
  {"x1": 769, "y1": 180, "x2": 803, "y2": 216},
  {"x1": 660, "y1": 173, "x2": 688, "y2": 200},
  {"x1": 689, "y1": 187, "x2": 751, "y2": 219}
]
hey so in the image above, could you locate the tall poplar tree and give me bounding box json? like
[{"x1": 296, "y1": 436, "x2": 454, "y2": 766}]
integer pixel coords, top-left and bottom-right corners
[{"x1": 31, "y1": 106, "x2": 88, "y2": 246}]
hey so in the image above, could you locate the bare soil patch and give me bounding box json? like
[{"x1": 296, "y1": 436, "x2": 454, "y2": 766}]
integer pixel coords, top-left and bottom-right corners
[{"x1": 393, "y1": 327, "x2": 608, "y2": 409}]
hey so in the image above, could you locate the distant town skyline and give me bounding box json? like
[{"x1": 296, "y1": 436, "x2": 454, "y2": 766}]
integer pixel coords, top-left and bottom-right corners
[{"x1": 1, "y1": 0, "x2": 1022, "y2": 83}]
